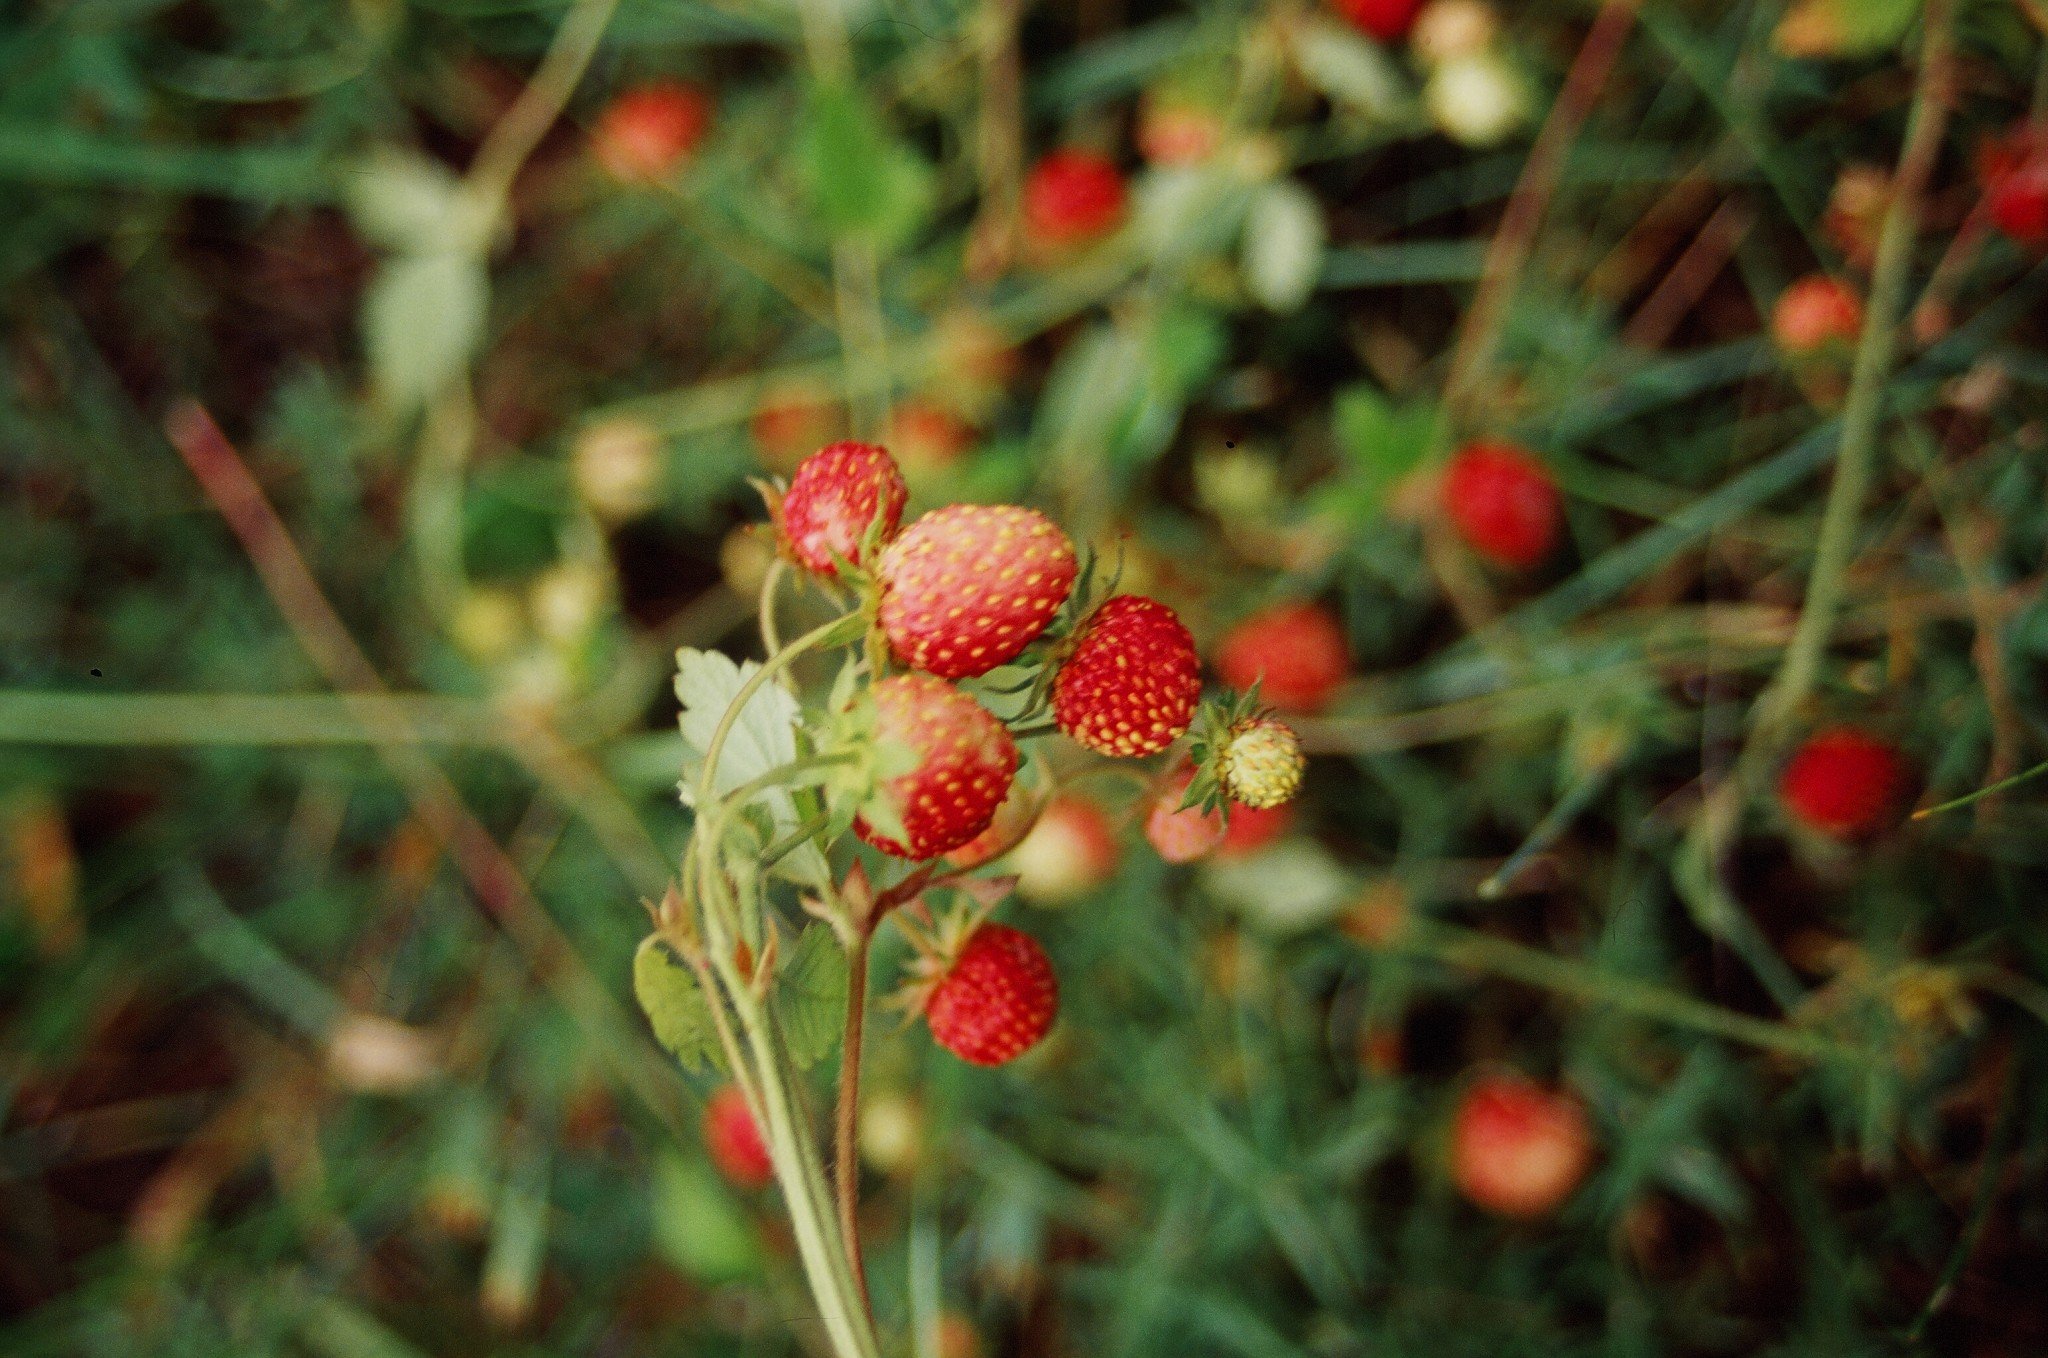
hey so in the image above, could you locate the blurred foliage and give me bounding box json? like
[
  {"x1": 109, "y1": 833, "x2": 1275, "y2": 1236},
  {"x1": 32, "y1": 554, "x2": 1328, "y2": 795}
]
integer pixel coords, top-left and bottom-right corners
[{"x1": 4, "y1": 0, "x2": 2048, "y2": 1355}]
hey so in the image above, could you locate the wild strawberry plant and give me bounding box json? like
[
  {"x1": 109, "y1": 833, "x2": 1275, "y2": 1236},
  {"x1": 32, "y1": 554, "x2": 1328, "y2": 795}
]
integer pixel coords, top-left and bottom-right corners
[{"x1": 632, "y1": 442, "x2": 1302, "y2": 1355}]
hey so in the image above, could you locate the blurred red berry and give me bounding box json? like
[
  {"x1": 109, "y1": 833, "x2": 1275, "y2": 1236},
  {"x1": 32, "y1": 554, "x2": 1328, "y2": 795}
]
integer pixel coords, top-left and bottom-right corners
[
  {"x1": 1215, "y1": 602, "x2": 1350, "y2": 712},
  {"x1": 925, "y1": 923, "x2": 1058, "y2": 1065},
  {"x1": 1012, "y1": 795, "x2": 1121, "y2": 904},
  {"x1": 1216, "y1": 800, "x2": 1295, "y2": 858},
  {"x1": 885, "y1": 400, "x2": 975, "y2": 475},
  {"x1": 750, "y1": 388, "x2": 841, "y2": 472},
  {"x1": 1441, "y1": 440, "x2": 1562, "y2": 570},
  {"x1": 704, "y1": 1085, "x2": 774, "y2": 1189},
  {"x1": 1450, "y1": 1074, "x2": 1592, "y2": 1218},
  {"x1": 1144, "y1": 768, "x2": 1226, "y2": 864},
  {"x1": 1771, "y1": 275, "x2": 1863, "y2": 354},
  {"x1": 593, "y1": 82, "x2": 712, "y2": 182},
  {"x1": 1981, "y1": 125, "x2": 2048, "y2": 246},
  {"x1": 1331, "y1": 0, "x2": 1423, "y2": 42},
  {"x1": 1138, "y1": 101, "x2": 1225, "y2": 166},
  {"x1": 1023, "y1": 149, "x2": 1128, "y2": 248},
  {"x1": 777, "y1": 441, "x2": 907, "y2": 576},
  {"x1": 1778, "y1": 726, "x2": 1908, "y2": 839}
]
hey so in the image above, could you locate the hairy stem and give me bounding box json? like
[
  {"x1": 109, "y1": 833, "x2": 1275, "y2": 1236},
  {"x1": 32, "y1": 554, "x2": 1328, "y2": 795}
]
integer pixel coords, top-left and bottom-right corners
[{"x1": 834, "y1": 925, "x2": 874, "y2": 1312}]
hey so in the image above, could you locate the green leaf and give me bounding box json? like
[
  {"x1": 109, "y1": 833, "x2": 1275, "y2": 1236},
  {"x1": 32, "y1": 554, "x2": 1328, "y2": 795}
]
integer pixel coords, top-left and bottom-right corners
[
  {"x1": 633, "y1": 936, "x2": 727, "y2": 1074},
  {"x1": 775, "y1": 923, "x2": 849, "y2": 1070},
  {"x1": 1326, "y1": 383, "x2": 1440, "y2": 519},
  {"x1": 675, "y1": 647, "x2": 827, "y2": 883},
  {"x1": 1203, "y1": 840, "x2": 1354, "y2": 934},
  {"x1": 1241, "y1": 179, "x2": 1326, "y2": 313},
  {"x1": 651, "y1": 1151, "x2": 761, "y2": 1281},
  {"x1": 797, "y1": 82, "x2": 934, "y2": 249},
  {"x1": 362, "y1": 250, "x2": 489, "y2": 414},
  {"x1": 1774, "y1": 0, "x2": 1920, "y2": 58}
]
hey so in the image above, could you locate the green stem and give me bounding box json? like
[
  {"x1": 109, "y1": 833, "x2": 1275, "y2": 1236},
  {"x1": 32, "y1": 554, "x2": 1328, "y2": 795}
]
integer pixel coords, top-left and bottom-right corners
[
  {"x1": 1748, "y1": 0, "x2": 1954, "y2": 745},
  {"x1": 834, "y1": 925, "x2": 874, "y2": 1314}
]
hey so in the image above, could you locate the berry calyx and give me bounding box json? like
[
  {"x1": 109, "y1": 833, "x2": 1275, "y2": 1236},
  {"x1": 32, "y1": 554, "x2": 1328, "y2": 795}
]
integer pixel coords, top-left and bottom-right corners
[
  {"x1": 1771, "y1": 275, "x2": 1864, "y2": 354},
  {"x1": 1217, "y1": 717, "x2": 1305, "y2": 809},
  {"x1": 1441, "y1": 440, "x2": 1563, "y2": 570},
  {"x1": 1053, "y1": 595, "x2": 1203, "y2": 757},
  {"x1": 1331, "y1": 0, "x2": 1423, "y2": 43},
  {"x1": 1023, "y1": 149, "x2": 1128, "y2": 248},
  {"x1": 703, "y1": 1084, "x2": 774, "y2": 1189},
  {"x1": 776, "y1": 441, "x2": 908, "y2": 576},
  {"x1": 1215, "y1": 602, "x2": 1350, "y2": 712},
  {"x1": 1777, "y1": 726, "x2": 1908, "y2": 839},
  {"x1": 877, "y1": 504, "x2": 1077, "y2": 678},
  {"x1": 593, "y1": 82, "x2": 713, "y2": 182},
  {"x1": 1449, "y1": 1074, "x2": 1592, "y2": 1218},
  {"x1": 1011, "y1": 795, "x2": 1120, "y2": 904},
  {"x1": 1144, "y1": 767, "x2": 1226, "y2": 864},
  {"x1": 851, "y1": 674, "x2": 1019, "y2": 860},
  {"x1": 922, "y1": 923, "x2": 1059, "y2": 1066}
]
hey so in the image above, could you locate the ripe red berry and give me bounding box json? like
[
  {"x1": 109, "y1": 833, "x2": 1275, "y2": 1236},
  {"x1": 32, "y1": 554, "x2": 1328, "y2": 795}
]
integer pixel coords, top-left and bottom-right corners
[
  {"x1": 1023, "y1": 149, "x2": 1128, "y2": 248},
  {"x1": 1012, "y1": 795, "x2": 1121, "y2": 904},
  {"x1": 1777, "y1": 726, "x2": 1908, "y2": 839},
  {"x1": 750, "y1": 387, "x2": 841, "y2": 472},
  {"x1": 1330, "y1": 0, "x2": 1423, "y2": 43},
  {"x1": 593, "y1": 82, "x2": 712, "y2": 182},
  {"x1": 1981, "y1": 125, "x2": 2048, "y2": 246},
  {"x1": 1215, "y1": 602, "x2": 1350, "y2": 712},
  {"x1": 1144, "y1": 767, "x2": 1226, "y2": 864},
  {"x1": 1053, "y1": 595, "x2": 1202, "y2": 757},
  {"x1": 1442, "y1": 440, "x2": 1563, "y2": 570},
  {"x1": 878, "y1": 505, "x2": 1077, "y2": 679},
  {"x1": 703, "y1": 1084, "x2": 774, "y2": 1189},
  {"x1": 853, "y1": 675, "x2": 1019, "y2": 860},
  {"x1": 1771, "y1": 275, "x2": 1863, "y2": 354},
  {"x1": 924, "y1": 923, "x2": 1058, "y2": 1066},
  {"x1": 1450, "y1": 1074, "x2": 1592, "y2": 1218},
  {"x1": 1216, "y1": 800, "x2": 1294, "y2": 858},
  {"x1": 885, "y1": 400, "x2": 975, "y2": 476},
  {"x1": 778, "y1": 441, "x2": 908, "y2": 576}
]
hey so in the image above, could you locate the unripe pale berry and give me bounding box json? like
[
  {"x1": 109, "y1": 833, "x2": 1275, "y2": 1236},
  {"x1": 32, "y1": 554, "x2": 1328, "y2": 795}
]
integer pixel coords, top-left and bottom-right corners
[{"x1": 1218, "y1": 718, "x2": 1306, "y2": 809}]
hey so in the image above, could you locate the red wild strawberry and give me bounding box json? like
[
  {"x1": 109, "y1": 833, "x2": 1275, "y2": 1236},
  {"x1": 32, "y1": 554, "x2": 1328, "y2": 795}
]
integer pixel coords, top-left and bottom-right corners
[
  {"x1": 878, "y1": 505, "x2": 1077, "y2": 678},
  {"x1": 1138, "y1": 99, "x2": 1225, "y2": 167},
  {"x1": 1144, "y1": 767, "x2": 1226, "y2": 864},
  {"x1": 1778, "y1": 726, "x2": 1908, "y2": 839},
  {"x1": 1023, "y1": 149, "x2": 1128, "y2": 248},
  {"x1": 1215, "y1": 602, "x2": 1349, "y2": 712},
  {"x1": 777, "y1": 441, "x2": 908, "y2": 576},
  {"x1": 1053, "y1": 595, "x2": 1202, "y2": 756},
  {"x1": 1011, "y1": 795, "x2": 1120, "y2": 904},
  {"x1": 1450, "y1": 1073, "x2": 1592, "y2": 1218},
  {"x1": 1331, "y1": 0, "x2": 1423, "y2": 43},
  {"x1": 750, "y1": 386, "x2": 841, "y2": 472},
  {"x1": 593, "y1": 82, "x2": 712, "y2": 182},
  {"x1": 1772, "y1": 275, "x2": 1863, "y2": 354},
  {"x1": 703, "y1": 1084, "x2": 774, "y2": 1188},
  {"x1": 853, "y1": 675, "x2": 1018, "y2": 860},
  {"x1": 1216, "y1": 800, "x2": 1294, "y2": 858},
  {"x1": 886, "y1": 400, "x2": 975, "y2": 477},
  {"x1": 924, "y1": 923, "x2": 1058, "y2": 1065},
  {"x1": 1442, "y1": 440, "x2": 1563, "y2": 570},
  {"x1": 1980, "y1": 125, "x2": 2048, "y2": 246}
]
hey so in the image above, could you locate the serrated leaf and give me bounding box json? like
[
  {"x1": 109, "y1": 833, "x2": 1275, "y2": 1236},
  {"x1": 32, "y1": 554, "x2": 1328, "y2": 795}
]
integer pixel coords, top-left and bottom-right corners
[
  {"x1": 1242, "y1": 179, "x2": 1326, "y2": 313},
  {"x1": 775, "y1": 923, "x2": 849, "y2": 1069},
  {"x1": 675, "y1": 647, "x2": 827, "y2": 883},
  {"x1": 651, "y1": 1151, "x2": 761, "y2": 1280},
  {"x1": 363, "y1": 250, "x2": 489, "y2": 414},
  {"x1": 633, "y1": 936, "x2": 727, "y2": 1074}
]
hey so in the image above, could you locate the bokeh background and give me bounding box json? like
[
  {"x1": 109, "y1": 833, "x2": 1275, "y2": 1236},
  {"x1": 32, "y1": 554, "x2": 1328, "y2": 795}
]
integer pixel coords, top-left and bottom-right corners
[{"x1": 6, "y1": 0, "x2": 2048, "y2": 1353}]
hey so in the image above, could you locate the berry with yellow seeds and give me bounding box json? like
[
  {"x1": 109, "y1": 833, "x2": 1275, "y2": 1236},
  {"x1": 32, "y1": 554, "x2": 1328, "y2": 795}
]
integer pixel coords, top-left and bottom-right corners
[
  {"x1": 852, "y1": 674, "x2": 1019, "y2": 860},
  {"x1": 1218, "y1": 717, "x2": 1305, "y2": 809},
  {"x1": 1053, "y1": 595, "x2": 1202, "y2": 757},
  {"x1": 778, "y1": 440, "x2": 908, "y2": 576},
  {"x1": 923, "y1": 923, "x2": 1059, "y2": 1066},
  {"x1": 877, "y1": 505, "x2": 1077, "y2": 679}
]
